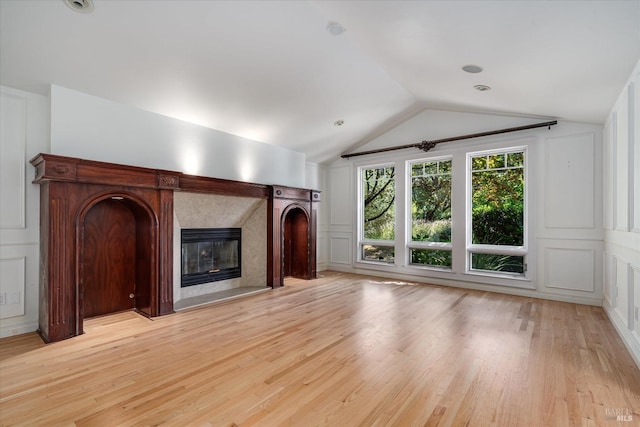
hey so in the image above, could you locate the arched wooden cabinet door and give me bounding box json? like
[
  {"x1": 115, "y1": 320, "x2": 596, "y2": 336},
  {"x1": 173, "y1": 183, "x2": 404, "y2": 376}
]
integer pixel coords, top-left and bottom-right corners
[
  {"x1": 31, "y1": 154, "x2": 175, "y2": 343},
  {"x1": 81, "y1": 198, "x2": 137, "y2": 318},
  {"x1": 268, "y1": 186, "x2": 320, "y2": 287}
]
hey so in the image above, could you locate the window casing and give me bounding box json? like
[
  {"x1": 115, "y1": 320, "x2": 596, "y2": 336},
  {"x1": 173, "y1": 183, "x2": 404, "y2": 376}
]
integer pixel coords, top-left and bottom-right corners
[
  {"x1": 467, "y1": 147, "x2": 527, "y2": 277},
  {"x1": 353, "y1": 141, "x2": 532, "y2": 287},
  {"x1": 359, "y1": 164, "x2": 396, "y2": 264}
]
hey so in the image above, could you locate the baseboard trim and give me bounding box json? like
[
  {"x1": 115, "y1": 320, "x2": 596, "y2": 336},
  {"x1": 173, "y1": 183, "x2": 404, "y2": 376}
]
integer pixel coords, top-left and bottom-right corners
[
  {"x1": 326, "y1": 265, "x2": 603, "y2": 306},
  {"x1": 603, "y1": 301, "x2": 640, "y2": 370},
  {"x1": 0, "y1": 321, "x2": 38, "y2": 339}
]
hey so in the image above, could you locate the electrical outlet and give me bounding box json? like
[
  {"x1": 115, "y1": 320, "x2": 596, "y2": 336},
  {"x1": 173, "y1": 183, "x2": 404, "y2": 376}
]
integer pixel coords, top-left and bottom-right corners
[{"x1": 0, "y1": 293, "x2": 5, "y2": 305}]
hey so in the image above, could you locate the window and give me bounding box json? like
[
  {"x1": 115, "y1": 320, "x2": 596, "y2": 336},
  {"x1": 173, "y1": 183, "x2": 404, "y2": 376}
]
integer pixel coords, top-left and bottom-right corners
[
  {"x1": 409, "y1": 158, "x2": 452, "y2": 268},
  {"x1": 468, "y1": 149, "x2": 526, "y2": 275},
  {"x1": 354, "y1": 143, "x2": 531, "y2": 285},
  {"x1": 360, "y1": 165, "x2": 395, "y2": 264}
]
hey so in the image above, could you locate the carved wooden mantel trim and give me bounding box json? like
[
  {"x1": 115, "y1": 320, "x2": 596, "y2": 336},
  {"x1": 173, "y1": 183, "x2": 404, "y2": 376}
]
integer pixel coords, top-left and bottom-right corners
[
  {"x1": 30, "y1": 153, "x2": 317, "y2": 343},
  {"x1": 31, "y1": 153, "x2": 269, "y2": 198}
]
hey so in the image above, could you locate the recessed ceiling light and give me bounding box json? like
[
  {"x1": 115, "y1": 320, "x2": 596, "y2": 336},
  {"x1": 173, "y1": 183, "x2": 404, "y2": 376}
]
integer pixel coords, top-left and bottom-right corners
[
  {"x1": 333, "y1": 120, "x2": 345, "y2": 127},
  {"x1": 327, "y1": 22, "x2": 346, "y2": 36},
  {"x1": 474, "y1": 84, "x2": 492, "y2": 92},
  {"x1": 64, "y1": 0, "x2": 94, "y2": 14},
  {"x1": 463, "y1": 65, "x2": 483, "y2": 74}
]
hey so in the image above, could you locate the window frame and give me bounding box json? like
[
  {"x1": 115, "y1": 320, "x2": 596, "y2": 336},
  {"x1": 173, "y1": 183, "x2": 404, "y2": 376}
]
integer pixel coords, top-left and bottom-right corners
[
  {"x1": 351, "y1": 139, "x2": 535, "y2": 289},
  {"x1": 406, "y1": 155, "x2": 453, "y2": 270},
  {"x1": 465, "y1": 146, "x2": 529, "y2": 279},
  {"x1": 357, "y1": 162, "x2": 397, "y2": 265}
]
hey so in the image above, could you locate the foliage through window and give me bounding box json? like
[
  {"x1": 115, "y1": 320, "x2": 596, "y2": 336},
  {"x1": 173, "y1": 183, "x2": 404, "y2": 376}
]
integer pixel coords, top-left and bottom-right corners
[
  {"x1": 355, "y1": 146, "x2": 528, "y2": 280},
  {"x1": 469, "y1": 150, "x2": 526, "y2": 274},
  {"x1": 361, "y1": 166, "x2": 395, "y2": 263},
  {"x1": 409, "y1": 159, "x2": 452, "y2": 268}
]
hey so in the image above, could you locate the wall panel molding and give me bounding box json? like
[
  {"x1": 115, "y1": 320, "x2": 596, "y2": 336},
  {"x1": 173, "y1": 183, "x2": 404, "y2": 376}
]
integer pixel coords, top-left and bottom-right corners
[
  {"x1": 631, "y1": 77, "x2": 640, "y2": 232},
  {"x1": 329, "y1": 235, "x2": 352, "y2": 265},
  {"x1": 317, "y1": 235, "x2": 328, "y2": 264},
  {"x1": 544, "y1": 132, "x2": 595, "y2": 229},
  {"x1": 599, "y1": 60, "x2": 640, "y2": 369},
  {"x1": 603, "y1": 251, "x2": 615, "y2": 307},
  {"x1": 604, "y1": 301, "x2": 640, "y2": 369},
  {"x1": 329, "y1": 166, "x2": 352, "y2": 226},
  {"x1": 614, "y1": 255, "x2": 630, "y2": 325},
  {"x1": 0, "y1": 91, "x2": 26, "y2": 229},
  {"x1": 604, "y1": 117, "x2": 615, "y2": 230},
  {"x1": 0, "y1": 257, "x2": 26, "y2": 318},
  {"x1": 632, "y1": 264, "x2": 640, "y2": 337},
  {"x1": 544, "y1": 247, "x2": 595, "y2": 292},
  {"x1": 629, "y1": 263, "x2": 638, "y2": 333},
  {"x1": 614, "y1": 93, "x2": 630, "y2": 231}
]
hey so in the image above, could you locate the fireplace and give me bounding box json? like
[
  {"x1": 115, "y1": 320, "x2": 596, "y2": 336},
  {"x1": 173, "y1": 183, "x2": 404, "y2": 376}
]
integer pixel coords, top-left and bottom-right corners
[
  {"x1": 181, "y1": 228, "x2": 241, "y2": 287},
  {"x1": 31, "y1": 153, "x2": 319, "y2": 342}
]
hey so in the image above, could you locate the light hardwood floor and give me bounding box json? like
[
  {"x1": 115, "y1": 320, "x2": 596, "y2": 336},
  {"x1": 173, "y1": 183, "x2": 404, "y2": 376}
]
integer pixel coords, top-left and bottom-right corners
[{"x1": 1, "y1": 271, "x2": 639, "y2": 426}]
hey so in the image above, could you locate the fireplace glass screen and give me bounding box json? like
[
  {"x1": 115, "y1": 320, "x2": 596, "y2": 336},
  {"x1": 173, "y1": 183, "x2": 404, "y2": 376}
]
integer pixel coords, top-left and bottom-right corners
[{"x1": 181, "y1": 228, "x2": 241, "y2": 287}]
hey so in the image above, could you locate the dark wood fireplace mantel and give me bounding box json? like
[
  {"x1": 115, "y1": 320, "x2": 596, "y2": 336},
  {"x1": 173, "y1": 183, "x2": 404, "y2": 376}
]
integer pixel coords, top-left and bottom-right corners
[{"x1": 31, "y1": 153, "x2": 319, "y2": 343}]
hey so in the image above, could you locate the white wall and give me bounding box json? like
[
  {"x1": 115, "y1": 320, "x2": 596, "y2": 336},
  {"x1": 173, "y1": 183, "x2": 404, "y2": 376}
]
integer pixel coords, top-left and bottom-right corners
[
  {"x1": 50, "y1": 85, "x2": 306, "y2": 187},
  {"x1": 603, "y1": 59, "x2": 640, "y2": 367},
  {"x1": 0, "y1": 86, "x2": 49, "y2": 337},
  {"x1": 327, "y1": 109, "x2": 604, "y2": 305}
]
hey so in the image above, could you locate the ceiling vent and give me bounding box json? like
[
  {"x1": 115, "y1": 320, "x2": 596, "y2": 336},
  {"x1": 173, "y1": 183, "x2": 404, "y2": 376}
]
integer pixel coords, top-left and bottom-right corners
[{"x1": 64, "y1": 0, "x2": 94, "y2": 14}]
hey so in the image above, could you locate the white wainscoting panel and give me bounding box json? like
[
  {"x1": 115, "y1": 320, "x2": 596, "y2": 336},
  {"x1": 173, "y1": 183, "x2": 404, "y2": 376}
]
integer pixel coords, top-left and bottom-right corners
[
  {"x1": 545, "y1": 133, "x2": 595, "y2": 229},
  {"x1": 0, "y1": 257, "x2": 26, "y2": 319},
  {"x1": 615, "y1": 257, "x2": 629, "y2": 325},
  {"x1": 604, "y1": 251, "x2": 615, "y2": 306},
  {"x1": 604, "y1": 118, "x2": 615, "y2": 230},
  {"x1": 633, "y1": 265, "x2": 640, "y2": 336},
  {"x1": 0, "y1": 87, "x2": 47, "y2": 337},
  {"x1": 545, "y1": 247, "x2": 595, "y2": 292},
  {"x1": 0, "y1": 91, "x2": 26, "y2": 229},
  {"x1": 330, "y1": 236, "x2": 352, "y2": 265},
  {"x1": 615, "y1": 92, "x2": 630, "y2": 231},
  {"x1": 632, "y1": 79, "x2": 640, "y2": 233},
  {"x1": 317, "y1": 234, "x2": 328, "y2": 266}
]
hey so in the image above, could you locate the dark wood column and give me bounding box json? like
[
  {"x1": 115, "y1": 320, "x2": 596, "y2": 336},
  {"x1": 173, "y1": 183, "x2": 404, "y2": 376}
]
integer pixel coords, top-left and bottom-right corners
[
  {"x1": 310, "y1": 190, "x2": 321, "y2": 279},
  {"x1": 38, "y1": 181, "x2": 77, "y2": 341}
]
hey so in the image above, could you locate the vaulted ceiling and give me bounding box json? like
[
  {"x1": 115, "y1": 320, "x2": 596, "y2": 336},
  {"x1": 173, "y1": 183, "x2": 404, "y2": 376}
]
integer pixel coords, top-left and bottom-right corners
[{"x1": 1, "y1": 0, "x2": 639, "y2": 163}]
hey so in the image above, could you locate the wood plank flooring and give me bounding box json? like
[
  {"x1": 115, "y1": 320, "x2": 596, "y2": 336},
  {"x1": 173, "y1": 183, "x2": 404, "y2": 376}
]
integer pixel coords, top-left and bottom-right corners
[{"x1": 1, "y1": 271, "x2": 639, "y2": 426}]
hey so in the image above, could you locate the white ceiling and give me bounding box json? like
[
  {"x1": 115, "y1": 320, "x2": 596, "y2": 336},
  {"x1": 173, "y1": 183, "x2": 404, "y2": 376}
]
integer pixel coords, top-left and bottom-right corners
[{"x1": 1, "y1": 0, "x2": 639, "y2": 163}]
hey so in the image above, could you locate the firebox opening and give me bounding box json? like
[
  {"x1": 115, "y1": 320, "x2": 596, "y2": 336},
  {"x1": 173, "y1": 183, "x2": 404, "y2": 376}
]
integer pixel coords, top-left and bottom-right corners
[{"x1": 181, "y1": 228, "x2": 241, "y2": 287}]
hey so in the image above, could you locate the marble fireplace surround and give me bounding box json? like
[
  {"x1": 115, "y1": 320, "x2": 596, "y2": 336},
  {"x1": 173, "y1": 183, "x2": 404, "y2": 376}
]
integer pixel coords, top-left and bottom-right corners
[
  {"x1": 173, "y1": 193, "x2": 267, "y2": 308},
  {"x1": 30, "y1": 153, "x2": 320, "y2": 342}
]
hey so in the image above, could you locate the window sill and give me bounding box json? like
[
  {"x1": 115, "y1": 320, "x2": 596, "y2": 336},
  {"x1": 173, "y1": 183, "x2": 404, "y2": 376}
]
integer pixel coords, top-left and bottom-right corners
[
  {"x1": 354, "y1": 262, "x2": 535, "y2": 290},
  {"x1": 464, "y1": 270, "x2": 533, "y2": 288}
]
